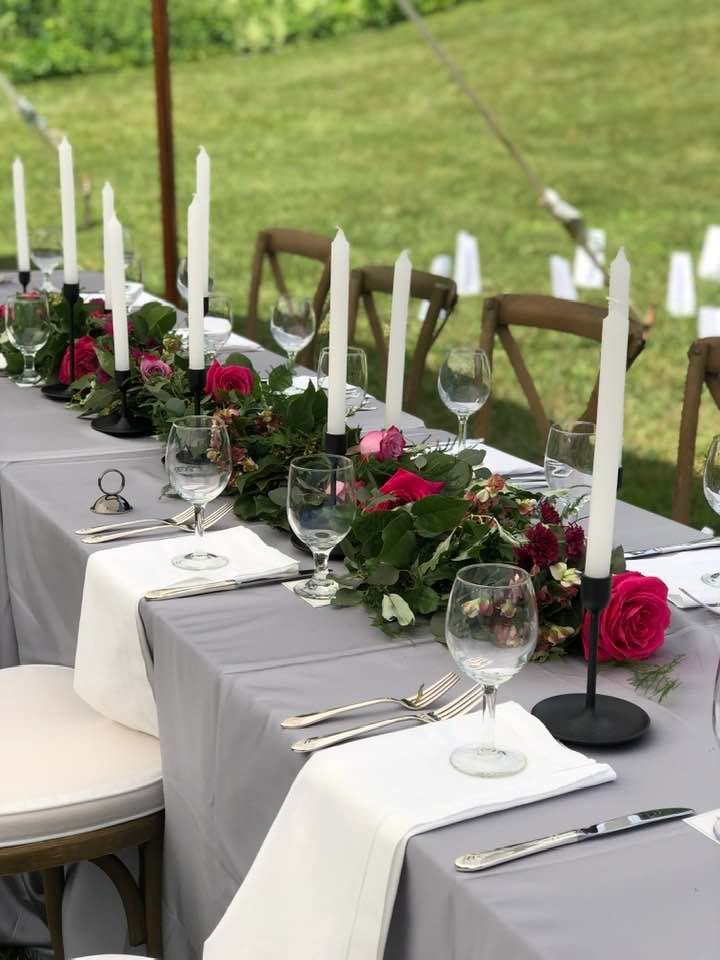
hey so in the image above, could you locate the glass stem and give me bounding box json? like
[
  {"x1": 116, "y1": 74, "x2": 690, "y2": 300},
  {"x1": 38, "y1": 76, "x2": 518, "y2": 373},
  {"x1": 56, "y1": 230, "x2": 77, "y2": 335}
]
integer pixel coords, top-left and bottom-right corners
[
  {"x1": 287, "y1": 351, "x2": 296, "y2": 371},
  {"x1": 22, "y1": 352, "x2": 35, "y2": 380},
  {"x1": 456, "y1": 415, "x2": 469, "y2": 449},
  {"x1": 478, "y1": 685, "x2": 497, "y2": 754},
  {"x1": 193, "y1": 504, "x2": 206, "y2": 557},
  {"x1": 312, "y1": 549, "x2": 330, "y2": 585}
]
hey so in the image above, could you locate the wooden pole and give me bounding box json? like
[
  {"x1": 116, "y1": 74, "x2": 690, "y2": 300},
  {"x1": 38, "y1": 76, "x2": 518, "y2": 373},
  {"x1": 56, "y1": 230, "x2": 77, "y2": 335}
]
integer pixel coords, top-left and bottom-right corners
[{"x1": 151, "y1": 0, "x2": 179, "y2": 303}]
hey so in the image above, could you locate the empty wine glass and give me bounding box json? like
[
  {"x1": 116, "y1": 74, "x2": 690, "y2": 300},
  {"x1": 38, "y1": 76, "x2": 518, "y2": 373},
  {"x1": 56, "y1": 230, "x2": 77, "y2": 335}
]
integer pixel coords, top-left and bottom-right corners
[
  {"x1": 317, "y1": 346, "x2": 368, "y2": 415},
  {"x1": 4, "y1": 293, "x2": 51, "y2": 387},
  {"x1": 287, "y1": 454, "x2": 356, "y2": 600},
  {"x1": 176, "y1": 256, "x2": 215, "y2": 305},
  {"x1": 544, "y1": 421, "x2": 595, "y2": 518},
  {"x1": 30, "y1": 227, "x2": 62, "y2": 292},
  {"x1": 165, "y1": 416, "x2": 231, "y2": 571},
  {"x1": 701, "y1": 435, "x2": 720, "y2": 586},
  {"x1": 270, "y1": 296, "x2": 316, "y2": 369},
  {"x1": 437, "y1": 348, "x2": 491, "y2": 450},
  {"x1": 177, "y1": 294, "x2": 234, "y2": 360},
  {"x1": 445, "y1": 563, "x2": 538, "y2": 777}
]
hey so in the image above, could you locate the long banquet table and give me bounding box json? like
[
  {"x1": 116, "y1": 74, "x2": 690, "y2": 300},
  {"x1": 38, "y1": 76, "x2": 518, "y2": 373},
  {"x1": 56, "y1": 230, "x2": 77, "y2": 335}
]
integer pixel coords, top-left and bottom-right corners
[{"x1": 1, "y1": 275, "x2": 719, "y2": 959}]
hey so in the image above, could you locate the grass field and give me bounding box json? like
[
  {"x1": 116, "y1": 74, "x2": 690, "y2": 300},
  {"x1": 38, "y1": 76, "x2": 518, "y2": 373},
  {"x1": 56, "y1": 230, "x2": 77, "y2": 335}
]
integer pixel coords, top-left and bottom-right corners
[{"x1": 1, "y1": 0, "x2": 719, "y2": 526}]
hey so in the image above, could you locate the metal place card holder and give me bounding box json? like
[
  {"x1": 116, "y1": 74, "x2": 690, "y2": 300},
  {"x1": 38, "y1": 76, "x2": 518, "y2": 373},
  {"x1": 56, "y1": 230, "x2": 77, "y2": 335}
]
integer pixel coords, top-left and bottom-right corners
[{"x1": 91, "y1": 469, "x2": 132, "y2": 515}]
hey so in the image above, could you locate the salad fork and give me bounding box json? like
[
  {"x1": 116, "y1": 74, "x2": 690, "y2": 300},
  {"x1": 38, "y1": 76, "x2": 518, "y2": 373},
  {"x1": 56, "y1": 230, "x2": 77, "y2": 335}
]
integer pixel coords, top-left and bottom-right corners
[
  {"x1": 291, "y1": 683, "x2": 485, "y2": 753},
  {"x1": 76, "y1": 506, "x2": 194, "y2": 536},
  {"x1": 281, "y1": 671, "x2": 460, "y2": 729},
  {"x1": 81, "y1": 501, "x2": 234, "y2": 544}
]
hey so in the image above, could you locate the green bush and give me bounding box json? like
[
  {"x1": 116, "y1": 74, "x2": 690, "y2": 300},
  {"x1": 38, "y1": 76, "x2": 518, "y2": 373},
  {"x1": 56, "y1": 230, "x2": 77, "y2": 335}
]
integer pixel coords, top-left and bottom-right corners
[{"x1": 0, "y1": 0, "x2": 474, "y2": 83}]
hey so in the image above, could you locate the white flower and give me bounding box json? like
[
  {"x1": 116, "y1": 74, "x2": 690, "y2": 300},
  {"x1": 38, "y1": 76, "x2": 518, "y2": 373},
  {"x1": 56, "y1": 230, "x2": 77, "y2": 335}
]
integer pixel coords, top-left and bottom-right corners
[{"x1": 549, "y1": 562, "x2": 581, "y2": 588}]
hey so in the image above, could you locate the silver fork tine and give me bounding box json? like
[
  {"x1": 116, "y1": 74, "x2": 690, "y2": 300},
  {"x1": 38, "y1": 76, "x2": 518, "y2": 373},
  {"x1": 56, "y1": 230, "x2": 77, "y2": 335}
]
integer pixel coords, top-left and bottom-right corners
[
  {"x1": 435, "y1": 684, "x2": 484, "y2": 719},
  {"x1": 414, "y1": 672, "x2": 459, "y2": 707},
  {"x1": 439, "y1": 687, "x2": 485, "y2": 720},
  {"x1": 204, "y1": 502, "x2": 234, "y2": 528},
  {"x1": 76, "y1": 506, "x2": 194, "y2": 536}
]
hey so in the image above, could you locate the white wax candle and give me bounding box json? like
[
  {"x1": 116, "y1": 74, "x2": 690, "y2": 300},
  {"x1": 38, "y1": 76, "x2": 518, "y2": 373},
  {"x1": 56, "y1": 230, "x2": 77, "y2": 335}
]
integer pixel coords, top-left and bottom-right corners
[
  {"x1": 196, "y1": 146, "x2": 211, "y2": 296},
  {"x1": 58, "y1": 137, "x2": 78, "y2": 284},
  {"x1": 101, "y1": 182, "x2": 115, "y2": 306},
  {"x1": 327, "y1": 228, "x2": 350, "y2": 436},
  {"x1": 584, "y1": 248, "x2": 631, "y2": 578},
  {"x1": 12, "y1": 158, "x2": 30, "y2": 272},
  {"x1": 384, "y1": 250, "x2": 412, "y2": 428},
  {"x1": 108, "y1": 215, "x2": 129, "y2": 371},
  {"x1": 187, "y1": 194, "x2": 205, "y2": 370}
]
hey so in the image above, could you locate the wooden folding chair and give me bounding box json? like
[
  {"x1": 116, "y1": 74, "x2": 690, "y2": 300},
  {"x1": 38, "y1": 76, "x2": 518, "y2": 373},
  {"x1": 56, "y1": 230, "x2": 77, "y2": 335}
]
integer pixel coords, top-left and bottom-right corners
[
  {"x1": 348, "y1": 265, "x2": 458, "y2": 414},
  {"x1": 476, "y1": 294, "x2": 651, "y2": 440},
  {"x1": 672, "y1": 337, "x2": 720, "y2": 524},
  {"x1": 246, "y1": 228, "x2": 331, "y2": 340}
]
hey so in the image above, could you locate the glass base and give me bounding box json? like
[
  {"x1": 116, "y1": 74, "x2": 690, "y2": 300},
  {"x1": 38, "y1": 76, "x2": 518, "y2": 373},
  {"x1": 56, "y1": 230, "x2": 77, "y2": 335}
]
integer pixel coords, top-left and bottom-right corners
[
  {"x1": 450, "y1": 743, "x2": 527, "y2": 778},
  {"x1": 172, "y1": 551, "x2": 228, "y2": 571},
  {"x1": 10, "y1": 372, "x2": 43, "y2": 388},
  {"x1": 294, "y1": 576, "x2": 338, "y2": 600},
  {"x1": 701, "y1": 571, "x2": 720, "y2": 587}
]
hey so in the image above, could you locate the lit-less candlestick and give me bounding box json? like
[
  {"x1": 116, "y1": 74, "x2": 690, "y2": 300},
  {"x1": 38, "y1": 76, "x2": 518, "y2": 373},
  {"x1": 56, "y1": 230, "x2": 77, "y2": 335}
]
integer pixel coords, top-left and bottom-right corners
[
  {"x1": 187, "y1": 194, "x2": 205, "y2": 370},
  {"x1": 108, "y1": 215, "x2": 130, "y2": 371},
  {"x1": 584, "y1": 247, "x2": 631, "y2": 578},
  {"x1": 196, "y1": 146, "x2": 210, "y2": 297},
  {"x1": 327, "y1": 228, "x2": 350, "y2": 438},
  {"x1": 12, "y1": 158, "x2": 30, "y2": 274},
  {"x1": 58, "y1": 137, "x2": 78, "y2": 284},
  {"x1": 101, "y1": 182, "x2": 115, "y2": 306},
  {"x1": 384, "y1": 250, "x2": 412, "y2": 428}
]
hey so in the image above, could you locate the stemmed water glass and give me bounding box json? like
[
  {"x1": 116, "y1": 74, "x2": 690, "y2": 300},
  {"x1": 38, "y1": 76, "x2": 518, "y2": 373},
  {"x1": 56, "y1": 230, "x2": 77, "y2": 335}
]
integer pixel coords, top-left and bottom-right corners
[
  {"x1": 165, "y1": 416, "x2": 231, "y2": 571},
  {"x1": 177, "y1": 294, "x2": 234, "y2": 360},
  {"x1": 317, "y1": 346, "x2": 368, "y2": 415},
  {"x1": 4, "y1": 293, "x2": 51, "y2": 387},
  {"x1": 701, "y1": 435, "x2": 720, "y2": 586},
  {"x1": 445, "y1": 563, "x2": 538, "y2": 777},
  {"x1": 30, "y1": 227, "x2": 62, "y2": 292},
  {"x1": 176, "y1": 256, "x2": 215, "y2": 305},
  {"x1": 544, "y1": 420, "x2": 596, "y2": 517},
  {"x1": 287, "y1": 454, "x2": 356, "y2": 600},
  {"x1": 270, "y1": 296, "x2": 316, "y2": 369},
  {"x1": 437, "y1": 348, "x2": 491, "y2": 450}
]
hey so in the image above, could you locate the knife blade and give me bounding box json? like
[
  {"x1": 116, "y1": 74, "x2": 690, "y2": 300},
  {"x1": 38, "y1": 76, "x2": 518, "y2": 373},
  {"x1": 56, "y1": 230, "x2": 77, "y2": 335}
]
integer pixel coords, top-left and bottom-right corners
[
  {"x1": 144, "y1": 568, "x2": 315, "y2": 601},
  {"x1": 624, "y1": 537, "x2": 720, "y2": 559},
  {"x1": 455, "y1": 807, "x2": 694, "y2": 873}
]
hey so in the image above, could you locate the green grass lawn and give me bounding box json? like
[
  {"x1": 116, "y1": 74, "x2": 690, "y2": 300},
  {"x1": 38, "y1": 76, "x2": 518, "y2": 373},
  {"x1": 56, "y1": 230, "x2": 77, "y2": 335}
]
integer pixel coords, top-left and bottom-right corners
[{"x1": 1, "y1": 0, "x2": 719, "y2": 526}]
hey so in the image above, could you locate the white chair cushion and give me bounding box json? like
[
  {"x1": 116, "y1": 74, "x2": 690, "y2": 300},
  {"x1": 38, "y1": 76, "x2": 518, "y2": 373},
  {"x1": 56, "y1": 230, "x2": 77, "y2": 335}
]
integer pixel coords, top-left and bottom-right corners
[{"x1": 0, "y1": 665, "x2": 163, "y2": 848}]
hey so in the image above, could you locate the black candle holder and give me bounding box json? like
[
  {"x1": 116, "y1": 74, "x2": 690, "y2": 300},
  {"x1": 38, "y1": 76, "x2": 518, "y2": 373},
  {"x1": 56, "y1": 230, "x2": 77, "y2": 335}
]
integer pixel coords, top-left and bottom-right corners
[
  {"x1": 203, "y1": 295, "x2": 210, "y2": 317},
  {"x1": 42, "y1": 282, "x2": 80, "y2": 402},
  {"x1": 324, "y1": 432, "x2": 347, "y2": 456},
  {"x1": 18, "y1": 270, "x2": 30, "y2": 293},
  {"x1": 188, "y1": 367, "x2": 206, "y2": 416},
  {"x1": 91, "y1": 370, "x2": 153, "y2": 438},
  {"x1": 532, "y1": 573, "x2": 650, "y2": 746}
]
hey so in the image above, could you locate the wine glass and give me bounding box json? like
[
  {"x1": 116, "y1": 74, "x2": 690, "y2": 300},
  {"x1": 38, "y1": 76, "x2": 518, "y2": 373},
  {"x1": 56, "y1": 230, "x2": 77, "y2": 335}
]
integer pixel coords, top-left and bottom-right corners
[
  {"x1": 176, "y1": 256, "x2": 215, "y2": 305},
  {"x1": 287, "y1": 454, "x2": 356, "y2": 600},
  {"x1": 701, "y1": 435, "x2": 720, "y2": 586},
  {"x1": 270, "y1": 296, "x2": 316, "y2": 369},
  {"x1": 122, "y1": 229, "x2": 144, "y2": 309},
  {"x1": 437, "y1": 348, "x2": 491, "y2": 450},
  {"x1": 544, "y1": 421, "x2": 596, "y2": 518},
  {"x1": 445, "y1": 563, "x2": 538, "y2": 777},
  {"x1": 165, "y1": 416, "x2": 231, "y2": 571},
  {"x1": 4, "y1": 293, "x2": 51, "y2": 387},
  {"x1": 177, "y1": 294, "x2": 234, "y2": 360},
  {"x1": 317, "y1": 346, "x2": 368, "y2": 416},
  {"x1": 30, "y1": 227, "x2": 62, "y2": 292}
]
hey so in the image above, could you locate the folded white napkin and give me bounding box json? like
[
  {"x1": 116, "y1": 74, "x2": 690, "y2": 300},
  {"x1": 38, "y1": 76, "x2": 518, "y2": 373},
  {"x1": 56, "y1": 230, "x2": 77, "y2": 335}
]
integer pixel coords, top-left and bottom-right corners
[
  {"x1": 698, "y1": 225, "x2": 720, "y2": 282},
  {"x1": 74, "y1": 526, "x2": 297, "y2": 735},
  {"x1": 204, "y1": 702, "x2": 614, "y2": 960},
  {"x1": 549, "y1": 255, "x2": 578, "y2": 301},
  {"x1": 698, "y1": 305, "x2": 720, "y2": 339},
  {"x1": 573, "y1": 227, "x2": 605, "y2": 290},
  {"x1": 626, "y1": 548, "x2": 720, "y2": 608},
  {"x1": 666, "y1": 251, "x2": 696, "y2": 318},
  {"x1": 685, "y1": 808, "x2": 720, "y2": 844}
]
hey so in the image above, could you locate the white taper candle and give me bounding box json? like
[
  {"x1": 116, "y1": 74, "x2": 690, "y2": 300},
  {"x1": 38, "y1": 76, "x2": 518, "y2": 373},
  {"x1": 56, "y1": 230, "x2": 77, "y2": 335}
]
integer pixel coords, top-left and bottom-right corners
[
  {"x1": 196, "y1": 146, "x2": 211, "y2": 297},
  {"x1": 108, "y1": 215, "x2": 129, "y2": 371},
  {"x1": 58, "y1": 137, "x2": 78, "y2": 284},
  {"x1": 584, "y1": 247, "x2": 631, "y2": 579},
  {"x1": 327, "y1": 228, "x2": 350, "y2": 436},
  {"x1": 12, "y1": 158, "x2": 30, "y2": 272},
  {"x1": 187, "y1": 194, "x2": 205, "y2": 370},
  {"x1": 101, "y1": 182, "x2": 115, "y2": 306},
  {"x1": 384, "y1": 250, "x2": 412, "y2": 427}
]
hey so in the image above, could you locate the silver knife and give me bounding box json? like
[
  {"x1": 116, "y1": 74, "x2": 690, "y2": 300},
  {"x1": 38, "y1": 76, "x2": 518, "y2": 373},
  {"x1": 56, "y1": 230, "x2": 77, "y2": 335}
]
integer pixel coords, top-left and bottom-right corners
[
  {"x1": 144, "y1": 568, "x2": 314, "y2": 601},
  {"x1": 624, "y1": 537, "x2": 720, "y2": 559},
  {"x1": 455, "y1": 807, "x2": 694, "y2": 873}
]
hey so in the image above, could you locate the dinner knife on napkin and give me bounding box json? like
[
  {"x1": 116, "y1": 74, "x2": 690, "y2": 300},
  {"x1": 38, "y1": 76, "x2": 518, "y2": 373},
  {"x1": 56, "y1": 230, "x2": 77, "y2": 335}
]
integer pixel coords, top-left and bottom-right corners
[
  {"x1": 144, "y1": 569, "x2": 314, "y2": 601},
  {"x1": 624, "y1": 537, "x2": 720, "y2": 559},
  {"x1": 455, "y1": 807, "x2": 694, "y2": 872}
]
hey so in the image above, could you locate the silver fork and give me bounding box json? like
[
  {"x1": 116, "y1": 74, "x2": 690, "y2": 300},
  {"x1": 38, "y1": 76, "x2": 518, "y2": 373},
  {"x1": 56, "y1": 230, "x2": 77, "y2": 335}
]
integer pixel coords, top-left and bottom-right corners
[
  {"x1": 679, "y1": 587, "x2": 720, "y2": 615},
  {"x1": 76, "y1": 506, "x2": 194, "y2": 536},
  {"x1": 280, "y1": 671, "x2": 460, "y2": 729},
  {"x1": 291, "y1": 683, "x2": 485, "y2": 753},
  {"x1": 81, "y1": 501, "x2": 234, "y2": 544}
]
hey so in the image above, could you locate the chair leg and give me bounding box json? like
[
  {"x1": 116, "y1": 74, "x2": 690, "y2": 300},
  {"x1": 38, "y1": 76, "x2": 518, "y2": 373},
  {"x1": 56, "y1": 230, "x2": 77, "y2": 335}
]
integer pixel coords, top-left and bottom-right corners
[
  {"x1": 141, "y1": 830, "x2": 164, "y2": 958},
  {"x1": 41, "y1": 867, "x2": 65, "y2": 960}
]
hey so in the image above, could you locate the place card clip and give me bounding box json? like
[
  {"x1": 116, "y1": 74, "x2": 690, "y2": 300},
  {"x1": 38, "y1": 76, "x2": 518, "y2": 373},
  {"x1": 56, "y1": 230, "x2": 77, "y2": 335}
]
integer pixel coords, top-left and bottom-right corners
[{"x1": 91, "y1": 468, "x2": 133, "y2": 514}]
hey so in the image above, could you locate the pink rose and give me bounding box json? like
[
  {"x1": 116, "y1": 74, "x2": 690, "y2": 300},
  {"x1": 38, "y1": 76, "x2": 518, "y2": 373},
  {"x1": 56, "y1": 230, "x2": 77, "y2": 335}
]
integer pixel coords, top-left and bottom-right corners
[
  {"x1": 368, "y1": 468, "x2": 445, "y2": 511},
  {"x1": 59, "y1": 335, "x2": 101, "y2": 385},
  {"x1": 139, "y1": 354, "x2": 172, "y2": 381},
  {"x1": 582, "y1": 571, "x2": 671, "y2": 662},
  {"x1": 359, "y1": 426, "x2": 406, "y2": 461},
  {"x1": 359, "y1": 430, "x2": 384, "y2": 458},
  {"x1": 204, "y1": 359, "x2": 254, "y2": 402}
]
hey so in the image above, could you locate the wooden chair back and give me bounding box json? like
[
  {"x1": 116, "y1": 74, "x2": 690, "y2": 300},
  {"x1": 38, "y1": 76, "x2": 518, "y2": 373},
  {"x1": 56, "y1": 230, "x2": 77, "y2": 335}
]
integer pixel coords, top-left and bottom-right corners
[
  {"x1": 348, "y1": 265, "x2": 458, "y2": 414},
  {"x1": 672, "y1": 337, "x2": 720, "y2": 524},
  {"x1": 477, "y1": 293, "x2": 651, "y2": 440},
  {"x1": 246, "y1": 228, "x2": 332, "y2": 339}
]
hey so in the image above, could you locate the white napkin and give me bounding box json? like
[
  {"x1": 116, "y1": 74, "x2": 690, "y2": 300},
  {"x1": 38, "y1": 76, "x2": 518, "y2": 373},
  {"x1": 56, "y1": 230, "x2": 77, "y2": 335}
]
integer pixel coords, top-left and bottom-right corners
[
  {"x1": 204, "y1": 703, "x2": 614, "y2": 960},
  {"x1": 698, "y1": 305, "x2": 720, "y2": 339},
  {"x1": 573, "y1": 227, "x2": 605, "y2": 289},
  {"x1": 698, "y1": 225, "x2": 720, "y2": 282},
  {"x1": 685, "y1": 808, "x2": 720, "y2": 844},
  {"x1": 666, "y1": 252, "x2": 696, "y2": 318},
  {"x1": 74, "y1": 526, "x2": 297, "y2": 735},
  {"x1": 223, "y1": 331, "x2": 262, "y2": 352},
  {"x1": 453, "y1": 230, "x2": 482, "y2": 296},
  {"x1": 549, "y1": 255, "x2": 578, "y2": 300},
  {"x1": 418, "y1": 253, "x2": 452, "y2": 320},
  {"x1": 626, "y1": 548, "x2": 720, "y2": 608}
]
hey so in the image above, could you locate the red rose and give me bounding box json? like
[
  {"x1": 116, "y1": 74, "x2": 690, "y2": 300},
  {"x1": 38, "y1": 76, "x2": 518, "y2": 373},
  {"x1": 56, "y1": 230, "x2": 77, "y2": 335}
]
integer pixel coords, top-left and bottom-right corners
[
  {"x1": 582, "y1": 571, "x2": 670, "y2": 662},
  {"x1": 204, "y1": 359, "x2": 254, "y2": 402},
  {"x1": 59, "y1": 335, "x2": 101, "y2": 385},
  {"x1": 367, "y1": 468, "x2": 445, "y2": 511}
]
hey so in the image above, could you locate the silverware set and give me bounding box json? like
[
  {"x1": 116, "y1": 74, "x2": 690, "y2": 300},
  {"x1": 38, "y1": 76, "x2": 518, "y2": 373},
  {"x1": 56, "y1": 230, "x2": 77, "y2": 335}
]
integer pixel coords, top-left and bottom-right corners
[
  {"x1": 76, "y1": 502, "x2": 234, "y2": 544},
  {"x1": 624, "y1": 535, "x2": 720, "y2": 559}
]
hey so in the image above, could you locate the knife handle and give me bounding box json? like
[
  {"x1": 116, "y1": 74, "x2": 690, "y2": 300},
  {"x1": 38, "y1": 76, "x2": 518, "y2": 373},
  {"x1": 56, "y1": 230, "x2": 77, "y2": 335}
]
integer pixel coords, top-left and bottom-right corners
[{"x1": 455, "y1": 829, "x2": 582, "y2": 873}]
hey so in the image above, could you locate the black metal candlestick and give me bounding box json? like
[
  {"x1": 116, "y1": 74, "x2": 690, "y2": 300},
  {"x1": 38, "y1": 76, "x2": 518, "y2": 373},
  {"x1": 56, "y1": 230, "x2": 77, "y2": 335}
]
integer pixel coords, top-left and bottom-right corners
[
  {"x1": 188, "y1": 367, "x2": 206, "y2": 416},
  {"x1": 324, "y1": 432, "x2": 347, "y2": 456},
  {"x1": 532, "y1": 573, "x2": 651, "y2": 746},
  {"x1": 203, "y1": 295, "x2": 210, "y2": 317},
  {"x1": 42, "y1": 282, "x2": 80, "y2": 402},
  {"x1": 18, "y1": 270, "x2": 30, "y2": 293},
  {"x1": 91, "y1": 370, "x2": 153, "y2": 437}
]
